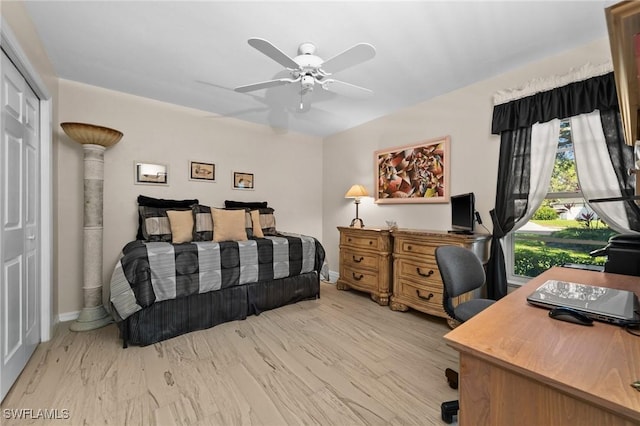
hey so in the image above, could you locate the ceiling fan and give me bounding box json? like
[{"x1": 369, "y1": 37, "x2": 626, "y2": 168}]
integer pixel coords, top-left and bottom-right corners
[{"x1": 234, "y1": 38, "x2": 376, "y2": 110}]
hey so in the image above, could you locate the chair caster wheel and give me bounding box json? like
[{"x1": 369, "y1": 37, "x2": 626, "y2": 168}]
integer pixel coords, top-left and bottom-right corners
[
  {"x1": 445, "y1": 368, "x2": 458, "y2": 389},
  {"x1": 441, "y1": 400, "x2": 459, "y2": 424}
]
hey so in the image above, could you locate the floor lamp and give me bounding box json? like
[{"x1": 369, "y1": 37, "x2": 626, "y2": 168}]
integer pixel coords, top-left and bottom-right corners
[
  {"x1": 61, "y1": 122, "x2": 123, "y2": 331},
  {"x1": 345, "y1": 184, "x2": 369, "y2": 228}
]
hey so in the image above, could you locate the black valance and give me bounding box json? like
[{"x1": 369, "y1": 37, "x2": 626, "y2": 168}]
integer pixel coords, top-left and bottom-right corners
[{"x1": 492, "y1": 72, "x2": 619, "y2": 134}]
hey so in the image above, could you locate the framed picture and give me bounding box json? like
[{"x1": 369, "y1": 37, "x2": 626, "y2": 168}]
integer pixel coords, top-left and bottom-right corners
[
  {"x1": 374, "y1": 136, "x2": 450, "y2": 204},
  {"x1": 135, "y1": 162, "x2": 168, "y2": 185},
  {"x1": 189, "y1": 161, "x2": 215, "y2": 182},
  {"x1": 232, "y1": 172, "x2": 254, "y2": 190}
]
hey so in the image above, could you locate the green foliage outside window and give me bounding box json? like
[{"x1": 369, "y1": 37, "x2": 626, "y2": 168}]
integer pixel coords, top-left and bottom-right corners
[
  {"x1": 531, "y1": 206, "x2": 558, "y2": 220},
  {"x1": 514, "y1": 225, "x2": 615, "y2": 277}
]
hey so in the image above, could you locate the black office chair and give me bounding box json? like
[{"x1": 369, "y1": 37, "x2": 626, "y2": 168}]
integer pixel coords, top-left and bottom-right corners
[{"x1": 435, "y1": 245, "x2": 495, "y2": 424}]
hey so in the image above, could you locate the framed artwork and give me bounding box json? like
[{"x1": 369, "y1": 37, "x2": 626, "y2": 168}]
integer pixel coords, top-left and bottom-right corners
[
  {"x1": 232, "y1": 172, "x2": 254, "y2": 190},
  {"x1": 190, "y1": 161, "x2": 215, "y2": 182},
  {"x1": 374, "y1": 136, "x2": 450, "y2": 204},
  {"x1": 135, "y1": 162, "x2": 168, "y2": 185}
]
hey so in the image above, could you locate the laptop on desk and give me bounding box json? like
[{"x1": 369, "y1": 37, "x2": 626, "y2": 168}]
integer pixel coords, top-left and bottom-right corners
[{"x1": 527, "y1": 280, "x2": 640, "y2": 325}]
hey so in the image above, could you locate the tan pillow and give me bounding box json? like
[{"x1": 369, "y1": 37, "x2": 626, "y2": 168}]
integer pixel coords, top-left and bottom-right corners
[
  {"x1": 250, "y1": 209, "x2": 264, "y2": 238},
  {"x1": 211, "y1": 208, "x2": 248, "y2": 242},
  {"x1": 166, "y1": 210, "x2": 194, "y2": 244}
]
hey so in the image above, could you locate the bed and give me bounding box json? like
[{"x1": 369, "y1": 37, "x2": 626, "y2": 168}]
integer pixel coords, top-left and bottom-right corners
[{"x1": 108, "y1": 196, "x2": 326, "y2": 347}]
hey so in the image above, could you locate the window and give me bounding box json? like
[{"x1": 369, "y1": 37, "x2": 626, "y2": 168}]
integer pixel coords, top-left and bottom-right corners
[{"x1": 507, "y1": 120, "x2": 617, "y2": 282}]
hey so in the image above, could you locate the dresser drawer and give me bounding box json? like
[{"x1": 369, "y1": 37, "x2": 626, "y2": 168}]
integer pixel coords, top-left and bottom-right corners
[
  {"x1": 395, "y1": 238, "x2": 439, "y2": 257},
  {"x1": 341, "y1": 232, "x2": 382, "y2": 250},
  {"x1": 341, "y1": 249, "x2": 379, "y2": 271},
  {"x1": 395, "y1": 258, "x2": 442, "y2": 286},
  {"x1": 394, "y1": 278, "x2": 444, "y2": 315},
  {"x1": 341, "y1": 265, "x2": 379, "y2": 291}
]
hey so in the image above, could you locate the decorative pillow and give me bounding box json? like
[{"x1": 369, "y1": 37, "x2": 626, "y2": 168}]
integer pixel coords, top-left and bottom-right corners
[
  {"x1": 139, "y1": 206, "x2": 169, "y2": 242},
  {"x1": 250, "y1": 209, "x2": 264, "y2": 238},
  {"x1": 166, "y1": 210, "x2": 194, "y2": 244},
  {"x1": 224, "y1": 200, "x2": 268, "y2": 209},
  {"x1": 211, "y1": 208, "x2": 248, "y2": 242},
  {"x1": 192, "y1": 204, "x2": 213, "y2": 241},
  {"x1": 243, "y1": 209, "x2": 254, "y2": 238},
  {"x1": 136, "y1": 195, "x2": 198, "y2": 240},
  {"x1": 257, "y1": 207, "x2": 277, "y2": 235}
]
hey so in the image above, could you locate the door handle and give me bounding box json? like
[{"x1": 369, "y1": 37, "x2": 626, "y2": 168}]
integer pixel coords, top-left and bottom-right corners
[{"x1": 26, "y1": 235, "x2": 36, "y2": 240}]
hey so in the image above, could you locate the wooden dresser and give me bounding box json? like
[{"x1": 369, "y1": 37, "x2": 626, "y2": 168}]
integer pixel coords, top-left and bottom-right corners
[
  {"x1": 336, "y1": 227, "x2": 393, "y2": 305},
  {"x1": 390, "y1": 229, "x2": 490, "y2": 321}
]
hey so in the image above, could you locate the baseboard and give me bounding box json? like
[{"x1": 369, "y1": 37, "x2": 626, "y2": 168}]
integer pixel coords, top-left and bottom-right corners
[
  {"x1": 328, "y1": 270, "x2": 339, "y2": 283},
  {"x1": 57, "y1": 310, "x2": 80, "y2": 323}
]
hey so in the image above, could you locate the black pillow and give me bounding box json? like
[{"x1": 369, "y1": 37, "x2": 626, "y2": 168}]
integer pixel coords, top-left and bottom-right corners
[
  {"x1": 136, "y1": 195, "x2": 199, "y2": 240},
  {"x1": 138, "y1": 195, "x2": 198, "y2": 208},
  {"x1": 224, "y1": 200, "x2": 268, "y2": 209}
]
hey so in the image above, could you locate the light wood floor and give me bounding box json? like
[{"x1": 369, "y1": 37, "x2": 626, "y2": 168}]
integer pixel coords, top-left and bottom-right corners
[{"x1": 1, "y1": 283, "x2": 459, "y2": 425}]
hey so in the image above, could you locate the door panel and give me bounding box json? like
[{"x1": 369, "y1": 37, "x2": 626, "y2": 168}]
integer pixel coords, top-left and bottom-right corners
[
  {"x1": 23, "y1": 82, "x2": 39, "y2": 352},
  {"x1": 3, "y1": 257, "x2": 22, "y2": 360},
  {"x1": 0, "y1": 51, "x2": 40, "y2": 401}
]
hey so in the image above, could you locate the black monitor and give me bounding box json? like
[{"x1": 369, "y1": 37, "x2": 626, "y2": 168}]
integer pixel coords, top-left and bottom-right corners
[{"x1": 450, "y1": 192, "x2": 475, "y2": 234}]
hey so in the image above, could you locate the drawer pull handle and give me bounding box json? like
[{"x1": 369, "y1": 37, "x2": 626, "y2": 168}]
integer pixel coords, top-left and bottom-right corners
[
  {"x1": 348, "y1": 238, "x2": 352, "y2": 242},
  {"x1": 407, "y1": 245, "x2": 412, "y2": 250},
  {"x1": 353, "y1": 256, "x2": 364, "y2": 263},
  {"x1": 416, "y1": 290, "x2": 434, "y2": 301},
  {"x1": 369, "y1": 240, "x2": 373, "y2": 245},
  {"x1": 416, "y1": 268, "x2": 434, "y2": 278},
  {"x1": 352, "y1": 272, "x2": 364, "y2": 281}
]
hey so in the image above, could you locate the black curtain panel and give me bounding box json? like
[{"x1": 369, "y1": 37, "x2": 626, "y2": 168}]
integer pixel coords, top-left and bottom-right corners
[
  {"x1": 487, "y1": 127, "x2": 532, "y2": 299},
  {"x1": 488, "y1": 72, "x2": 620, "y2": 300},
  {"x1": 599, "y1": 109, "x2": 640, "y2": 231}
]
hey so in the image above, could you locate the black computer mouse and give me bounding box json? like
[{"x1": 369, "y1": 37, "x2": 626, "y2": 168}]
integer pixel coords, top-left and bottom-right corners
[{"x1": 549, "y1": 307, "x2": 594, "y2": 326}]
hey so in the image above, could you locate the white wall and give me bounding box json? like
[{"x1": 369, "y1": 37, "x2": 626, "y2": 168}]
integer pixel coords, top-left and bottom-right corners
[
  {"x1": 322, "y1": 37, "x2": 613, "y2": 272},
  {"x1": 57, "y1": 80, "x2": 323, "y2": 315}
]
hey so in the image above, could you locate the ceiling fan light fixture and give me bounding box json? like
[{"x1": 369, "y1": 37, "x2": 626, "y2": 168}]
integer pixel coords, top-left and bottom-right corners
[
  {"x1": 235, "y1": 37, "x2": 376, "y2": 110},
  {"x1": 301, "y1": 75, "x2": 315, "y2": 90}
]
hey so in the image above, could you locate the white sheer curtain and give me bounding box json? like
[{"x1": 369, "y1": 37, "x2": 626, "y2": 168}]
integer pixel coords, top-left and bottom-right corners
[
  {"x1": 571, "y1": 111, "x2": 633, "y2": 234},
  {"x1": 513, "y1": 119, "x2": 561, "y2": 230}
]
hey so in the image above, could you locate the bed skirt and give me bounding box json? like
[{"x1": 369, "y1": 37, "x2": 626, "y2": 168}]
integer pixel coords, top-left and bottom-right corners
[{"x1": 119, "y1": 271, "x2": 320, "y2": 346}]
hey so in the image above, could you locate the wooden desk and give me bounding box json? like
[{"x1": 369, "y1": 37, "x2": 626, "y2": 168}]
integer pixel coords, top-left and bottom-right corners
[{"x1": 444, "y1": 267, "x2": 640, "y2": 425}]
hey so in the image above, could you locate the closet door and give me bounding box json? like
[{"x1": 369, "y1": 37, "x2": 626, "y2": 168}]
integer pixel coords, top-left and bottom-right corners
[{"x1": 0, "y1": 51, "x2": 40, "y2": 402}]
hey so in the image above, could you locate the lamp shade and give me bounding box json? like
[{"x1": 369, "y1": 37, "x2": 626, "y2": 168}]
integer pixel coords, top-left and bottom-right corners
[
  {"x1": 61, "y1": 122, "x2": 123, "y2": 147},
  {"x1": 345, "y1": 184, "x2": 369, "y2": 198}
]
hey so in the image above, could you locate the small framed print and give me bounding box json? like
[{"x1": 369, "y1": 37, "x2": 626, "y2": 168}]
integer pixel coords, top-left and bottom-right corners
[
  {"x1": 232, "y1": 172, "x2": 254, "y2": 190},
  {"x1": 190, "y1": 161, "x2": 215, "y2": 182},
  {"x1": 135, "y1": 162, "x2": 168, "y2": 185}
]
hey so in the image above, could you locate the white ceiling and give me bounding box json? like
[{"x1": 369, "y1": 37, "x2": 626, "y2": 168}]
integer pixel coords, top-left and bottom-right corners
[{"x1": 23, "y1": 1, "x2": 616, "y2": 137}]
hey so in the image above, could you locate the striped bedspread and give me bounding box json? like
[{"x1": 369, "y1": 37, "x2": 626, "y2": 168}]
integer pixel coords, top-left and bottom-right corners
[{"x1": 110, "y1": 233, "x2": 325, "y2": 321}]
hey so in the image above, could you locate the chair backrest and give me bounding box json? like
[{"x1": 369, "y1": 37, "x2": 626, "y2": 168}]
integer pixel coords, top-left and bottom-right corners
[{"x1": 435, "y1": 245, "x2": 486, "y2": 299}]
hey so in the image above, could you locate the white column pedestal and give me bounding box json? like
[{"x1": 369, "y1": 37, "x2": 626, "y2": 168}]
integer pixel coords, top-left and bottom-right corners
[{"x1": 70, "y1": 144, "x2": 112, "y2": 332}]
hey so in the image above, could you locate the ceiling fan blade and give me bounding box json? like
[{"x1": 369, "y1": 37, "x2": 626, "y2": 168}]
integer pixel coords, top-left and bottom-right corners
[
  {"x1": 248, "y1": 38, "x2": 299, "y2": 69},
  {"x1": 321, "y1": 43, "x2": 376, "y2": 74},
  {"x1": 321, "y1": 79, "x2": 373, "y2": 98},
  {"x1": 234, "y1": 78, "x2": 294, "y2": 93}
]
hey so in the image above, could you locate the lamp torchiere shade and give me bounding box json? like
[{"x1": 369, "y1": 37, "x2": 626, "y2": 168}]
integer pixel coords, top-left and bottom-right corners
[
  {"x1": 61, "y1": 122, "x2": 123, "y2": 331},
  {"x1": 61, "y1": 122, "x2": 123, "y2": 147},
  {"x1": 345, "y1": 184, "x2": 369, "y2": 228}
]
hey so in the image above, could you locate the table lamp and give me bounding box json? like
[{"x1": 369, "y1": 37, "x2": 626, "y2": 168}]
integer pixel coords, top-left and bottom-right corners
[{"x1": 345, "y1": 184, "x2": 369, "y2": 228}]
